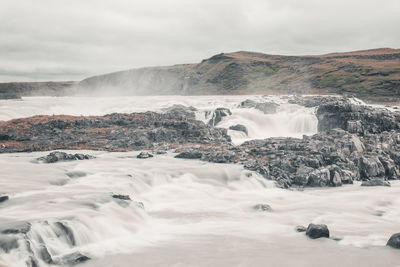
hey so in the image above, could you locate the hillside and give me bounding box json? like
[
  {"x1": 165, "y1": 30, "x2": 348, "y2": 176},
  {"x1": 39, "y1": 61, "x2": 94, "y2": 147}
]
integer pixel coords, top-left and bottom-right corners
[
  {"x1": 77, "y1": 48, "x2": 400, "y2": 101},
  {"x1": 0, "y1": 81, "x2": 77, "y2": 99}
]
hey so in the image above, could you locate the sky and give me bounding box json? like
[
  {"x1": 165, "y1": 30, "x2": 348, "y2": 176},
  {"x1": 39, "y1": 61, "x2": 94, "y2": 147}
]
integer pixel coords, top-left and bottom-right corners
[{"x1": 1, "y1": 0, "x2": 399, "y2": 82}]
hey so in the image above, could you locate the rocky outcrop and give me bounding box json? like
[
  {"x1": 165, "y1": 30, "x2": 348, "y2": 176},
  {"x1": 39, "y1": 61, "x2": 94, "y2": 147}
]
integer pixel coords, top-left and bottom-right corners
[
  {"x1": 239, "y1": 99, "x2": 279, "y2": 114},
  {"x1": 37, "y1": 151, "x2": 94, "y2": 163},
  {"x1": 229, "y1": 124, "x2": 248, "y2": 135},
  {"x1": 0, "y1": 81, "x2": 77, "y2": 99},
  {"x1": 0, "y1": 110, "x2": 231, "y2": 153},
  {"x1": 306, "y1": 224, "x2": 330, "y2": 239},
  {"x1": 316, "y1": 99, "x2": 400, "y2": 134}
]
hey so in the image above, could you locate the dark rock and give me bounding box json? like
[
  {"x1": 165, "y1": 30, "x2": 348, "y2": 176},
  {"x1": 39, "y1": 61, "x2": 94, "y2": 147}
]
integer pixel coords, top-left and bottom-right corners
[
  {"x1": 60, "y1": 252, "x2": 90, "y2": 265},
  {"x1": 359, "y1": 156, "x2": 385, "y2": 179},
  {"x1": 0, "y1": 195, "x2": 9, "y2": 203},
  {"x1": 37, "y1": 151, "x2": 94, "y2": 163},
  {"x1": 0, "y1": 221, "x2": 31, "y2": 234},
  {"x1": 387, "y1": 233, "x2": 400, "y2": 249},
  {"x1": 39, "y1": 244, "x2": 53, "y2": 264},
  {"x1": 54, "y1": 222, "x2": 76, "y2": 246},
  {"x1": 163, "y1": 104, "x2": 197, "y2": 120},
  {"x1": 308, "y1": 168, "x2": 330, "y2": 187},
  {"x1": 27, "y1": 256, "x2": 39, "y2": 267},
  {"x1": 361, "y1": 178, "x2": 391, "y2": 187},
  {"x1": 0, "y1": 234, "x2": 19, "y2": 252},
  {"x1": 175, "y1": 149, "x2": 202, "y2": 159},
  {"x1": 239, "y1": 99, "x2": 279, "y2": 114},
  {"x1": 294, "y1": 165, "x2": 314, "y2": 186},
  {"x1": 252, "y1": 204, "x2": 272, "y2": 212},
  {"x1": 112, "y1": 194, "x2": 131, "y2": 201},
  {"x1": 295, "y1": 225, "x2": 307, "y2": 232},
  {"x1": 306, "y1": 223, "x2": 330, "y2": 239},
  {"x1": 207, "y1": 107, "x2": 232, "y2": 126},
  {"x1": 229, "y1": 124, "x2": 248, "y2": 135},
  {"x1": 137, "y1": 151, "x2": 153, "y2": 159}
]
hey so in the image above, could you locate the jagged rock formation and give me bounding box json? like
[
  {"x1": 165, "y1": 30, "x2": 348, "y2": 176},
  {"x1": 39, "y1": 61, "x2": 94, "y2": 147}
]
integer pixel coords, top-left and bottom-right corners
[{"x1": 77, "y1": 48, "x2": 400, "y2": 101}]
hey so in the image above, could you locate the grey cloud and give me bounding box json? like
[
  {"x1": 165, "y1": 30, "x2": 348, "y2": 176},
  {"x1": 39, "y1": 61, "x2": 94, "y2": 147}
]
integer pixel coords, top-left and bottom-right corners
[{"x1": 0, "y1": 0, "x2": 399, "y2": 82}]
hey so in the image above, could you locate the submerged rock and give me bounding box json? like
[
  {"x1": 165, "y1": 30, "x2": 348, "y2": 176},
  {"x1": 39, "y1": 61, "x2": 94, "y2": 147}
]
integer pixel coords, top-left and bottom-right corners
[
  {"x1": 295, "y1": 225, "x2": 307, "y2": 232},
  {"x1": 37, "y1": 151, "x2": 94, "y2": 163},
  {"x1": 229, "y1": 124, "x2": 248, "y2": 135},
  {"x1": 60, "y1": 252, "x2": 90, "y2": 265},
  {"x1": 306, "y1": 224, "x2": 330, "y2": 239},
  {"x1": 252, "y1": 204, "x2": 272, "y2": 212},
  {"x1": 54, "y1": 222, "x2": 76, "y2": 246},
  {"x1": 0, "y1": 221, "x2": 31, "y2": 234},
  {"x1": 387, "y1": 233, "x2": 400, "y2": 249},
  {"x1": 66, "y1": 171, "x2": 87, "y2": 178},
  {"x1": 112, "y1": 194, "x2": 131, "y2": 201},
  {"x1": 0, "y1": 234, "x2": 19, "y2": 252},
  {"x1": 38, "y1": 244, "x2": 53, "y2": 264},
  {"x1": 137, "y1": 151, "x2": 153, "y2": 159}
]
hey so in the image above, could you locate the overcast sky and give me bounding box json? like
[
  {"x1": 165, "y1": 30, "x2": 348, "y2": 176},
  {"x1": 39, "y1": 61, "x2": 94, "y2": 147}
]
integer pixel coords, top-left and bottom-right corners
[{"x1": 1, "y1": 0, "x2": 399, "y2": 82}]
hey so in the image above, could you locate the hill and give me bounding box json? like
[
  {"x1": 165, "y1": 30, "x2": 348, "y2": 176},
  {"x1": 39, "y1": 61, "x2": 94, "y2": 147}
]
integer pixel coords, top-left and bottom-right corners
[{"x1": 77, "y1": 48, "x2": 400, "y2": 101}]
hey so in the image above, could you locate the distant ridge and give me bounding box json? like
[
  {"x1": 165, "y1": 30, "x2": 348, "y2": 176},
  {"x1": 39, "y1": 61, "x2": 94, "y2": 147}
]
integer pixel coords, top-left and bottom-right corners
[
  {"x1": 77, "y1": 48, "x2": 400, "y2": 101},
  {"x1": 1, "y1": 48, "x2": 399, "y2": 101}
]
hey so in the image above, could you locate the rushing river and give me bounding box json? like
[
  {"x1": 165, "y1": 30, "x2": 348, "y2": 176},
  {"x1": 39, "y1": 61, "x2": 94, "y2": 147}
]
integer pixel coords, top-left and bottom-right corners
[{"x1": 0, "y1": 96, "x2": 399, "y2": 267}]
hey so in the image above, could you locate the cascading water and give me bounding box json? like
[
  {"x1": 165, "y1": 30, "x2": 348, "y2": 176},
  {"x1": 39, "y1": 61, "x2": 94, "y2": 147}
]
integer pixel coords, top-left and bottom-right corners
[{"x1": 1, "y1": 96, "x2": 399, "y2": 267}]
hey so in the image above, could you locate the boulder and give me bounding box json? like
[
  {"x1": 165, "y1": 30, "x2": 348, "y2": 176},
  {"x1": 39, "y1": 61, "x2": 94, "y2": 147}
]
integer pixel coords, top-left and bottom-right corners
[
  {"x1": 387, "y1": 233, "x2": 400, "y2": 249},
  {"x1": 306, "y1": 224, "x2": 330, "y2": 239},
  {"x1": 294, "y1": 165, "x2": 314, "y2": 186},
  {"x1": 175, "y1": 149, "x2": 202, "y2": 159},
  {"x1": 308, "y1": 168, "x2": 331, "y2": 187},
  {"x1": 229, "y1": 124, "x2": 248, "y2": 135},
  {"x1": 137, "y1": 151, "x2": 153, "y2": 159},
  {"x1": 358, "y1": 156, "x2": 386, "y2": 179},
  {"x1": 0, "y1": 195, "x2": 9, "y2": 203}
]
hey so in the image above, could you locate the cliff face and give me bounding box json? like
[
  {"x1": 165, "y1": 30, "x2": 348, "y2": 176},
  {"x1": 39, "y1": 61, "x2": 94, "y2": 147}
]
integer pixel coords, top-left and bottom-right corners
[
  {"x1": 77, "y1": 48, "x2": 400, "y2": 100},
  {"x1": 0, "y1": 81, "x2": 77, "y2": 99}
]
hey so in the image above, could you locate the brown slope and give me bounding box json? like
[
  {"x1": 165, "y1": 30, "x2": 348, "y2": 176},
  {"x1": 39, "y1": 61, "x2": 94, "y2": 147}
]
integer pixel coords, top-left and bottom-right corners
[{"x1": 77, "y1": 48, "x2": 400, "y2": 101}]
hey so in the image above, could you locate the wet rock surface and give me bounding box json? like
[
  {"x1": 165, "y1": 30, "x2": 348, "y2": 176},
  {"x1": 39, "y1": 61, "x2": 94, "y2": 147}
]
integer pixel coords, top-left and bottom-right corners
[
  {"x1": 137, "y1": 151, "x2": 153, "y2": 159},
  {"x1": 0, "y1": 221, "x2": 31, "y2": 234},
  {"x1": 306, "y1": 223, "x2": 330, "y2": 239},
  {"x1": 387, "y1": 233, "x2": 400, "y2": 249},
  {"x1": 207, "y1": 107, "x2": 232, "y2": 126},
  {"x1": 229, "y1": 124, "x2": 248, "y2": 135},
  {"x1": 239, "y1": 99, "x2": 279, "y2": 114},
  {"x1": 37, "y1": 151, "x2": 94, "y2": 163},
  {"x1": 0, "y1": 195, "x2": 9, "y2": 203}
]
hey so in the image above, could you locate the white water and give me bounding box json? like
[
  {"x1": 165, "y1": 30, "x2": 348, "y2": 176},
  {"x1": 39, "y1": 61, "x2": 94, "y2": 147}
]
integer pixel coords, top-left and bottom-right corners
[
  {"x1": 0, "y1": 96, "x2": 399, "y2": 267},
  {"x1": 0, "y1": 151, "x2": 400, "y2": 267},
  {"x1": 0, "y1": 95, "x2": 318, "y2": 144}
]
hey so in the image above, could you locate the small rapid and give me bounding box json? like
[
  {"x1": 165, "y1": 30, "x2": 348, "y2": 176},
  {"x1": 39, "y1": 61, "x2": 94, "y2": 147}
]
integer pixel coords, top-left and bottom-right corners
[{"x1": 1, "y1": 151, "x2": 400, "y2": 267}]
